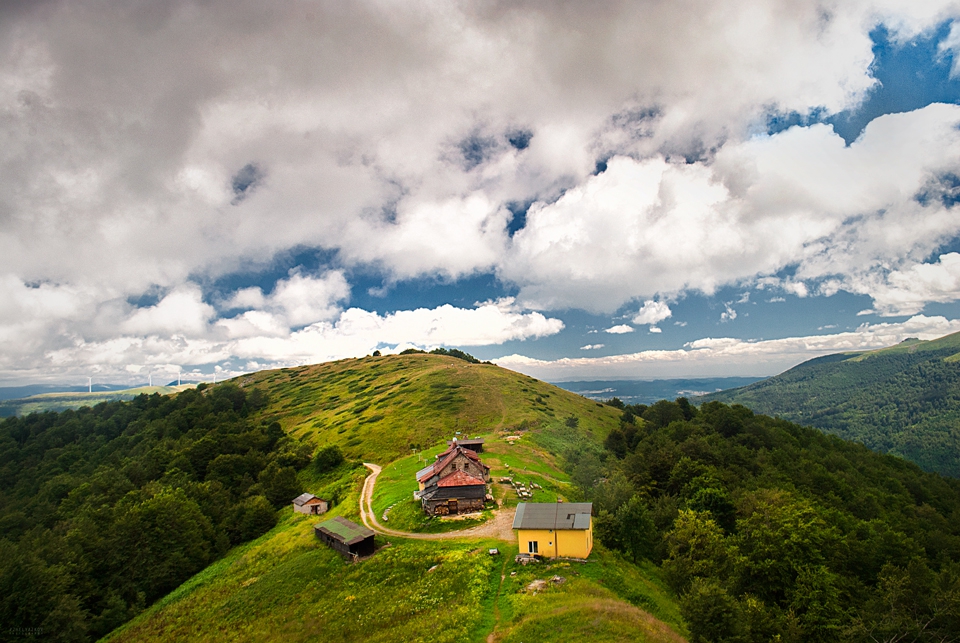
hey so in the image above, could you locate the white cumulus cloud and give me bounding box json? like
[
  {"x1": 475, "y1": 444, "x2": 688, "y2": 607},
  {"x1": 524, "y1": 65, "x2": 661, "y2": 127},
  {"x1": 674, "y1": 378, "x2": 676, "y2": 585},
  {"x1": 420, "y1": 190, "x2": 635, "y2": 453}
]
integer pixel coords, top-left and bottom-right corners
[
  {"x1": 3, "y1": 2, "x2": 960, "y2": 382},
  {"x1": 4, "y1": 298, "x2": 563, "y2": 384},
  {"x1": 495, "y1": 315, "x2": 960, "y2": 380},
  {"x1": 503, "y1": 105, "x2": 960, "y2": 313},
  {"x1": 633, "y1": 300, "x2": 673, "y2": 325}
]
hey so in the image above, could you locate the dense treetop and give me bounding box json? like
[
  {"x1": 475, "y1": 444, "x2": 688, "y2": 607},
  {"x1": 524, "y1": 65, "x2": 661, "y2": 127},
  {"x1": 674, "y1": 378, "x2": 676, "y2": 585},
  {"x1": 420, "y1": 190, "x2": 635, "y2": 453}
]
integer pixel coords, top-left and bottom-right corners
[
  {"x1": 0, "y1": 383, "x2": 317, "y2": 642},
  {"x1": 572, "y1": 398, "x2": 960, "y2": 642}
]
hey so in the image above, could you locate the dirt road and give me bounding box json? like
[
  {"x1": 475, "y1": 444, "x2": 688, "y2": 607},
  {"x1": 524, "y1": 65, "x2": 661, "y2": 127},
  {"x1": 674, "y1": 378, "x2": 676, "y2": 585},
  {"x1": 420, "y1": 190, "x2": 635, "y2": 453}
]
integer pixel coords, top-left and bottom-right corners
[{"x1": 360, "y1": 463, "x2": 516, "y2": 541}]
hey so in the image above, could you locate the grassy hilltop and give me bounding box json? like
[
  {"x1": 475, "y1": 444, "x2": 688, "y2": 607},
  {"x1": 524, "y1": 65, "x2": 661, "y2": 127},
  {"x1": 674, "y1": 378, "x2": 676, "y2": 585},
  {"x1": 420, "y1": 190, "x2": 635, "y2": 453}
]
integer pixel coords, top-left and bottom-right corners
[
  {"x1": 97, "y1": 354, "x2": 685, "y2": 643},
  {"x1": 241, "y1": 352, "x2": 622, "y2": 463},
  {"x1": 703, "y1": 330, "x2": 960, "y2": 476}
]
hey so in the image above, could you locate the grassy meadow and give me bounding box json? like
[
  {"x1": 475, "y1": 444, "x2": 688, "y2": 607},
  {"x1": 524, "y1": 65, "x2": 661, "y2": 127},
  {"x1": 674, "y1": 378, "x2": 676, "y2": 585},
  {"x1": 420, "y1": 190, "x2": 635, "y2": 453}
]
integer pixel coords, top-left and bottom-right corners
[
  {"x1": 104, "y1": 510, "x2": 685, "y2": 643},
  {"x1": 243, "y1": 353, "x2": 621, "y2": 463},
  {"x1": 100, "y1": 354, "x2": 685, "y2": 642}
]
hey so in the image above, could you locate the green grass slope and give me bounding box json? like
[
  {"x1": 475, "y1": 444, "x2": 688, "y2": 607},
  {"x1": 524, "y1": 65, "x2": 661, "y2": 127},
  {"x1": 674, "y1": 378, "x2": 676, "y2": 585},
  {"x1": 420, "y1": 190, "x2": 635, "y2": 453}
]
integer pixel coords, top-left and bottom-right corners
[
  {"x1": 102, "y1": 355, "x2": 685, "y2": 642},
  {"x1": 105, "y1": 497, "x2": 683, "y2": 643},
  {"x1": 243, "y1": 353, "x2": 621, "y2": 463},
  {"x1": 702, "y1": 331, "x2": 960, "y2": 476}
]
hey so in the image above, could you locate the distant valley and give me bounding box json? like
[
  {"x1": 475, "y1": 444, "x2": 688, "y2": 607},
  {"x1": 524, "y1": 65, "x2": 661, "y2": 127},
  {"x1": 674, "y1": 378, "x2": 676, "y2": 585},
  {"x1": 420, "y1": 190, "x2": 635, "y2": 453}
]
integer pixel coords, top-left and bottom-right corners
[
  {"x1": 0, "y1": 384, "x2": 196, "y2": 417},
  {"x1": 555, "y1": 377, "x2": 764, "y2": 405}
]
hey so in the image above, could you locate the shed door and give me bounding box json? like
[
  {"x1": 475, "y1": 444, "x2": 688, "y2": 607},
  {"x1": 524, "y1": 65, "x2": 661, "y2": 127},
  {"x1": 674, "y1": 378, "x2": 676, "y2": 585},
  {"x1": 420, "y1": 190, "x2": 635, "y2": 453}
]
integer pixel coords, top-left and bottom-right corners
[{"x1": 448, "y1": 499, "x2": 458, "y2": 513}]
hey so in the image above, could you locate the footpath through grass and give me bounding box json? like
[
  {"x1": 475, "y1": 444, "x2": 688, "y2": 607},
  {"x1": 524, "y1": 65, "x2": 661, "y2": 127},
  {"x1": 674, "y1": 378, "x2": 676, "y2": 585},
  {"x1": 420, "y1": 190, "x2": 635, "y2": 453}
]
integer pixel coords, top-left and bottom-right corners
[
  {"x1": 106, "y1": 512, "x2": 685, "y2": 643},
  {"x1": 106, "y1": 449, "x2": 687, "y2": 643},
  {"x1": 370, "y1": 429, "x2": 575, "y2": 533}
]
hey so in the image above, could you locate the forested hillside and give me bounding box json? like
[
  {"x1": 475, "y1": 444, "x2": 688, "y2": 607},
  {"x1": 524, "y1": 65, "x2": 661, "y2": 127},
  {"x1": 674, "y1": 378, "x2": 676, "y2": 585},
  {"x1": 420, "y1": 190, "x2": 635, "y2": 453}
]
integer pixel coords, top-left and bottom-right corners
[
  {"x1": 702, "y1": 332, "x2": 960, "y2": 477},
  {"x1": 0, "y1": 383, "x2": 314, "y2": 640},
  {"x1": 580, "y1": 398, "x2": 960, "y2": 642}
]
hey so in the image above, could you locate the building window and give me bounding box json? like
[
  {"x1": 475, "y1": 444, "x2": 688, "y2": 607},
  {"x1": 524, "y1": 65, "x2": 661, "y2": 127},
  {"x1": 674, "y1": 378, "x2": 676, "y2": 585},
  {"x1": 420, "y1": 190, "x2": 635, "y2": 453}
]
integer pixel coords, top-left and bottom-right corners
[{"x1": 528, "y1": 541, "x2": 538, "y2": 554}]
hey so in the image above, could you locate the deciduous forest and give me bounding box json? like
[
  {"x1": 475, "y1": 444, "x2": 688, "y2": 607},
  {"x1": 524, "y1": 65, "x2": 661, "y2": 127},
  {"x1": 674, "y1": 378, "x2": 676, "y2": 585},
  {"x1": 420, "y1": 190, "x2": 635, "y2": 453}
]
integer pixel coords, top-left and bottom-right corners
[
  {"x1": 572, "y1": 398, "x2": 960, "y2": 642},
  {"x1": 0, "y1": 384, "x2": 314, "y2": 640},
  {"x1": 706, "y1": 337, "x2": 960, "y2": 477}
]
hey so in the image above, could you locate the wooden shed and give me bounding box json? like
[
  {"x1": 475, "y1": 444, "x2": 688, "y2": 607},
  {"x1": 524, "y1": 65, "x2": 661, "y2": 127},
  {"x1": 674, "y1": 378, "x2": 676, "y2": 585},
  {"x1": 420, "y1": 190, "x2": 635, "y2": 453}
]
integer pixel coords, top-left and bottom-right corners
[
  {"x1": 446, "y1": 437, "x2": 485, "y2": 453},
  {"x1": 314, "y1": 517, "x2": 376, "y2": 559},
  {"x1": 293, "y1": 492, "x2": 329, "y2": 515}
]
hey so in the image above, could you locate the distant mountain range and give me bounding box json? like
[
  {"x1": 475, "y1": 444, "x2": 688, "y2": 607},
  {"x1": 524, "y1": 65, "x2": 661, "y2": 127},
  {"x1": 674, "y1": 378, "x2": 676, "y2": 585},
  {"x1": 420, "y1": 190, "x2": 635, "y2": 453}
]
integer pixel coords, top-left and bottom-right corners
[
  {"x1": 0, "y1": 383, "x2": 135, "y2": 401},
  {"x1": 554, "y1": 377, "x2": 764, "y2": 404},
  {"x1": 0, "y1": 384, "x2": 196, "y2": 417},
  {"x1": 702, "y1": 331, "x2": 960, "y2": 477}
]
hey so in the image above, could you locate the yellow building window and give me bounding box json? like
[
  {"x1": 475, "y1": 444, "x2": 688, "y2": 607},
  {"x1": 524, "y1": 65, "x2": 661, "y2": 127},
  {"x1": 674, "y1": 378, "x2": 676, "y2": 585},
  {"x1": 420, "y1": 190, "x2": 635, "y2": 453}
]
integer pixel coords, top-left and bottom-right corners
[{"x1": 528, "y1": 541, "x2": 538, "y2": 554}]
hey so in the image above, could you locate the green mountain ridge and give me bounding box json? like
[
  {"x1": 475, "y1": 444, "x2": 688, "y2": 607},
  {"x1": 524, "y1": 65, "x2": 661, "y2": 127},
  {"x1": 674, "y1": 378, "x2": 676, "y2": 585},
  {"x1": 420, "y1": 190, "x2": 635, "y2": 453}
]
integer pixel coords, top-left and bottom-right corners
[
  {"x1": 7, "y1": 352, "x2": 960, "y2": 642},
  {"x1": 102, "y1": 354, "x2": 686, "y2": 643},
  {"x1": 93, "y1": 353, "x2": 960, "y2": 641},
  {"x1": 701, "y1": 330, "x2": 960, "y2": 476},
  {"x1": 0, "y1": 354, "x2": 686, "y2": 643}
]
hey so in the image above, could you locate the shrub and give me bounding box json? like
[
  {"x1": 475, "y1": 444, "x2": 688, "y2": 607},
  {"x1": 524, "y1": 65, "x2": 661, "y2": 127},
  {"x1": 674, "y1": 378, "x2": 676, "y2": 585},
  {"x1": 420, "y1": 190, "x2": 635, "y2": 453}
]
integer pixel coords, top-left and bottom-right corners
[{"x1": 314, "y1": 445, "x2": 345, "y2": 474}]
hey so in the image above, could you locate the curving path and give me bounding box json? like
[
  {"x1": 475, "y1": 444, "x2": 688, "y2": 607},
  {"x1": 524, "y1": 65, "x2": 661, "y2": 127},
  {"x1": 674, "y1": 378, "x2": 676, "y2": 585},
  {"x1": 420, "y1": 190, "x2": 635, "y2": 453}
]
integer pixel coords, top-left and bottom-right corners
[{"x1": 360, "y1": 463, "x2": 516, "y2": 541}]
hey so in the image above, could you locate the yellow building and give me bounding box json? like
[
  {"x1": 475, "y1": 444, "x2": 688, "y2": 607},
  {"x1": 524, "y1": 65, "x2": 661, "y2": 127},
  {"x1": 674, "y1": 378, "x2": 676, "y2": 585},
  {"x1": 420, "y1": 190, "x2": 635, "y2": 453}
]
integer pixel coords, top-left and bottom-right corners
[{"x1": 512, "y1": 502, "x2": 593, "y2": 559}]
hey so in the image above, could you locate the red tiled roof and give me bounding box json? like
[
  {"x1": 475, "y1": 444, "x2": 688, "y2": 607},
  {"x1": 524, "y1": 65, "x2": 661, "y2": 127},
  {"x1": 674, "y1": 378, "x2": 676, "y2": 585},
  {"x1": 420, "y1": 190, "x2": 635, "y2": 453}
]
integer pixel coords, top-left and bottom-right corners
[
  {"x1": 417, "y1": 445, "x2": 489, "y2": 483},
  {"x1": 437, "y1": 470, "x2": 486, "y2": 488}
]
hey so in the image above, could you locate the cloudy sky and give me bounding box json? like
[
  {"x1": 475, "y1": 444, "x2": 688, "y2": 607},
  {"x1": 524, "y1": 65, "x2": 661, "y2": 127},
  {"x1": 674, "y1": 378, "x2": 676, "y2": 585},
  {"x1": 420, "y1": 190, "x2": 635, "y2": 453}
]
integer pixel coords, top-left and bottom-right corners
[{"x1": 6, "y1": 0, "x2": 960, "y2": 386}]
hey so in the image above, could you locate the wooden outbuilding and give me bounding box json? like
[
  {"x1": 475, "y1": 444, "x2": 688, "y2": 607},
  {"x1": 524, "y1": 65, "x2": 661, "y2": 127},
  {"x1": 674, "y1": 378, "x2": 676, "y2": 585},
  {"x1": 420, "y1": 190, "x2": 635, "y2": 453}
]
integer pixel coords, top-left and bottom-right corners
[
  {"x1": 314, "y1": 516, "x2": 375, "y2": 559},
  {"x1": 293, "y1": 492, "x2": 329, "y2": 515},
  {"x1": 446, "y1": 437, "x2": 485, "y2": 453}
]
